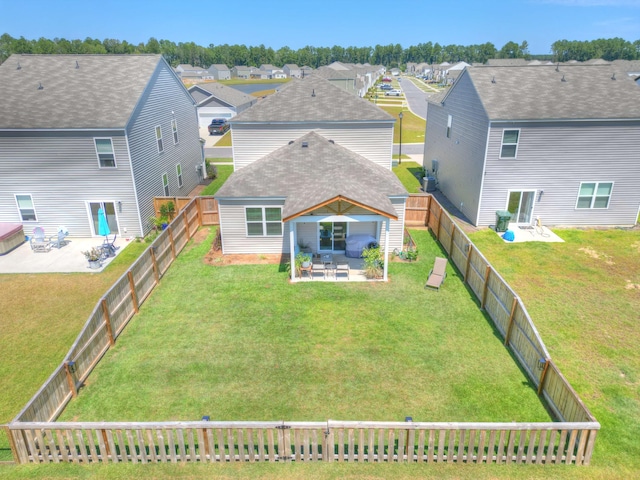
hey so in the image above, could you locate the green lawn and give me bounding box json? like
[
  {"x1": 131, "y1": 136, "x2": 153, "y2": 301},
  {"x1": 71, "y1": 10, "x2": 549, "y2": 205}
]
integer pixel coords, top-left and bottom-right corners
[
  {"x1": 380, "y1": 106, "x2": 425, "y2": 144},
  {"x1": 205, "y1": 157, "x2": 233, "y2": 163},
  {"x1": 59, "y1": 228, "x2": 547, "y2": 424},
  {"x1": 199, "y1": 165, "x2": 233, "y2": 196},
  {"x1": 212, "y1": 130, "x2": 232, "y2": 146},
  {"x1": 393, "y1": 161, "x2": 424, "y2": 193}
]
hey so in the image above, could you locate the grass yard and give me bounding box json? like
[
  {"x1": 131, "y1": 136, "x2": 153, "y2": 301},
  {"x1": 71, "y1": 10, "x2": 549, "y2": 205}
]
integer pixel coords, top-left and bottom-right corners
[
  {"x1": 470, "y1": 227, "x2": 640, "y2": 477},
  {"x1": 199, "y1": 165, "x2": 233, "y2": 196},
  {"x1": 59, "y1": 228, "x2": 548, "y2": 424},
  {"x1": 205, "y1": 157, "x2": 233, "y2": 163},
  {"x1": 212, "y1": 130, "x2": 232, "y2": 147},
  {"x1": 393, "y1": 161, "x2": 424, "y2": 193},
  {"x1": 380, "y1": 106, "x2": 426, "y2": 144},
  {"x1": 0, "y1": 241, "x2": 149, "y2": 460}
]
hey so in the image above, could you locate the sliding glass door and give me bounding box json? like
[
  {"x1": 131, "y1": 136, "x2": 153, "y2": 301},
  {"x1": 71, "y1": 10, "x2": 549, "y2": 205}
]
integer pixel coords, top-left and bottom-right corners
[
  {"x1": 318, "y1": 222, "x2": 347, "y2": 252},
  {"x1": 507, "y1": 191, "x2": 535, "y2": 224}
]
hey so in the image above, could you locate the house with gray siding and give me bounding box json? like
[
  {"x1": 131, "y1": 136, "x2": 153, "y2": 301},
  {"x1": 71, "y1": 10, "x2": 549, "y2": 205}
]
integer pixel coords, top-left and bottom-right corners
[
  {"x1": 0, "y1": 54, "x2": 204, "y2": 239},
  {"x1": 231, "y1": 66, "x2": 252, "y2": 79},
  {"x1": 207, "y1": 64, "x2": 231, "y2": 80},
  {"x1": 219, "y1": 75, "x2": 408, "y2": 278},
  {"x1": 188, "y1": 82, "x2": 257, "y2": 127},
  {"x1": 424, "y1": 64, "x2": 640, "y2": 227},
  {"x1": 283, "y1": 64, "x2": 301, "y2": 78}
]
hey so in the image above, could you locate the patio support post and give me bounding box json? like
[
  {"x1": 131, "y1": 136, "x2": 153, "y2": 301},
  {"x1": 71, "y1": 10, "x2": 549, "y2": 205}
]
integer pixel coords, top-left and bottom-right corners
[
  {"x1": 289, "y1": 222, "x2": 296, "y2": 280},
  {"x1": 383, "y1": 219, "x2": 390, "y2": 281}
]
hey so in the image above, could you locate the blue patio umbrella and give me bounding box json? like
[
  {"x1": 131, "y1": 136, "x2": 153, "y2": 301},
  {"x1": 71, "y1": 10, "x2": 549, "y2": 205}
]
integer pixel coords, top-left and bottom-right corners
[{"x1": 97, "y1": 207, "x2": 110, "y2": 238}]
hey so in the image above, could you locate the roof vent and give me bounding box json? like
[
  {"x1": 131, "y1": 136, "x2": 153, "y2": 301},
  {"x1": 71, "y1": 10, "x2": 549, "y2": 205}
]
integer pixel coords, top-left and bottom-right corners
[
  {"x1": 561, "y1": 74, "x2": 566, "y2": 82},
  {"x1": 16, "y1": 62, "x2": 21, "y2": 70},
  {"x1": 611, "y1": 72, "x2": 616, "y2": 80},
  {"x1": 288, "y1": 140, "x2": 294, "y2": 145},
  {"x1": 555, "y1": 63, "x2": 560, "y2": 72},
  {"x1": 75, "y1": 60, "x2": 80, "y2": 69},
  {"x1": 37, "y1": 82, "x2": 43, "y2": 90},
  {"x1": 311, "y1": 89, "x2": 316, "y2": 97},
  {"x1": 491, "y1": 76, "x2": 496, "y2": 84},
  {"x1": 302, "y1": 141, "x2": 309, "y2": 148},
  {"x1": 328, "y1": 139, "x2": 335, "y2": 144}
]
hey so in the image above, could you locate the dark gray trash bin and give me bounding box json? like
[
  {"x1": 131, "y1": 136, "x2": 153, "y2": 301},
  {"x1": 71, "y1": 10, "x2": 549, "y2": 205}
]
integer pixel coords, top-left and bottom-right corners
[{"x1": 495, "y1": 210, "x2": 512, "y2": 233}]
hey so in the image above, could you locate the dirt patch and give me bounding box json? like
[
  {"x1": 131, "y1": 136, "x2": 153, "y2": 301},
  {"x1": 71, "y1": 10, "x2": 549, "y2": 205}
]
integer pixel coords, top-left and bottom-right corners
[
  {"x1": 204, "y1": 247, "x2": 286, "y2": 266},
  {"x1": 625, "y1": 281, "x2": 640, "y2": 290},
  {"x1": 579, "y1": 247, "x2": 614, "y2": 265}
]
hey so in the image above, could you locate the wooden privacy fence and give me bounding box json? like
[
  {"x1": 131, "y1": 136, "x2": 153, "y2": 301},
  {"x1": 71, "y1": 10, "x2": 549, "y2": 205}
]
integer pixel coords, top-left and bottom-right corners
[{"x1": 6, "y1": 195, "x2": 599, "y2": 466}]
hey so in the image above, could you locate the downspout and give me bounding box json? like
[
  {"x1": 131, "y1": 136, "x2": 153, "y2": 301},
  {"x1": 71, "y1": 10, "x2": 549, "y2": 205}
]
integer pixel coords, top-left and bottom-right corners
[
  {"x1": 383, "y1": 218, "x2": 390, "y2": 281},
  {"x1": 289, "y1": 222, "x2": 296, "y2": 281},
  {"x1": 476, "y1": 122, "x2": 492, "y2": 226}
]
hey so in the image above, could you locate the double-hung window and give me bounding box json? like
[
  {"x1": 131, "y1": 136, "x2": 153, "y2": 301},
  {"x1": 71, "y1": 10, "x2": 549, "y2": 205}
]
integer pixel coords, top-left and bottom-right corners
[
  {"x1": 162, "y1": 173, "x2": 169, "y2": 196},
  {"x1": 576, "y1": 182, "x2": 613, "y2": 209},
  {"x1": 94, "y1": 138, "x2": 116, "y2": 168},
  {"x1": 171, "y1": 119, "x2": 179, "y2": 145},
  {"x1": 155, "y1": 126, "x2": 164, "y2": 153},
  {"x1": 176, "y1": 164, "x2": 183, "y2": 188},
  {"x1": 15, "y1": 194, "x2": 37, "y2": 221},
  {"x1": 500, "y1": 129, "x2": 520, "y2": 158},
  {"x1": 245, "y1": 207, "x2": 282, "y2": 236}
]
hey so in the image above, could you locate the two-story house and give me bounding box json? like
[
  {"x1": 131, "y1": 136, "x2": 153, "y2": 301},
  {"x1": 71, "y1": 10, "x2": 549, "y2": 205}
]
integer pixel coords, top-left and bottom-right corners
[{"x1": 0, "y1": 54, "x2": 204, "y2": 238}]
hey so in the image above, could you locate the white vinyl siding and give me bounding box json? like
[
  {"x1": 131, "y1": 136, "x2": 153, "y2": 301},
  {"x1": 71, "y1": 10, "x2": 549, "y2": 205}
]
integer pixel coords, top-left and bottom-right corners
[
  {"x1": 231, "y1": 123, "x2": 394, "y2": 170},
  {"x1": 155, "y1": 125, "x2": 163, "y2": 153},
  {"x1": 94, "y1": 138, "x2": 116, "y2": 168},
  {"x1": 176, "y1": 164, "x2": 183, "y2": 188},
  {"x1": 576, "y1": 182, "x2": 613, "y2": 209},
  {"x1": 15, "y1": 194, "x2": 37, "y2": 221},
  {"x1": 171, "y1": 119, "x2": 179, "y2": 145},
  {"x1": 245, "y1": 207, "x2": 282, "y2": 237},
  {"x1": 500, "y1": 129, "x2": 520, "y2": 158}
]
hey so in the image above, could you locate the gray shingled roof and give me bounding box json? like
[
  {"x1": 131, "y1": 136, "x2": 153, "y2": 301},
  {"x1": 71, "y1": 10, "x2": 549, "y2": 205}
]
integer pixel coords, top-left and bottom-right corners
[
  {"x1": 188, "y1": 82, "x2": 255, "y2": 108},
  {"x1": 216, "y1": 131, "x2": 407, "y2": 220},
  {"x1": 463, "y1": 65, "x2": 640, "y2": 121},
  {"x1": 0, "y1": 54, "x2": 164, "y2": 129},
  {"x1": 230, "y1": 75, "x2": 394, "y2": 123}
]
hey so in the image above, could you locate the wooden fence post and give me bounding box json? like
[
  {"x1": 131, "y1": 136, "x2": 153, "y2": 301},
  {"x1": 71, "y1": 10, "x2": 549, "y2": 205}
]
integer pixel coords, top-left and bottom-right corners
[
  {"x1": 167, "y1": 227, "x2": 177, "y2": 260},
  {"x1": 183, "y1": 210, "x2": 191, "y2": 241},
  {"x1": 537, "y1": 360, "x2": 550, "y2": 395},
  {"x1": 127, "y1": 271, "x2": 139, "y2": 314},
  {"x1": 425, "y1": 195, "x2": 431, "y2": 226},
  {"x1": 480, "y1": 266, "x2": 491, "y2": 309},
  {"x1": 464, "y1": 244, "x2": 472, "y2": 282},
  {"x1": 4, "y1": 425, "x2": 20, "y2": 463},
  {"x1": 64, "y1": 361, "x2": 78, "y2": 398},
  {"x1": 196, "y1": 197, "x2": 203, "y2": 227},
  {"x1": 150, "y1": 247, "x2": 160, "y2": 285},
  {"x1": 449, "y1": 225, "x2": 455, "y2": 256},
  {"x1": 102, "y1": 298, "x2": 115, "y2": 346},
  {"x1": 504, "y1": 297, "x2": 518, "y2": 346}
]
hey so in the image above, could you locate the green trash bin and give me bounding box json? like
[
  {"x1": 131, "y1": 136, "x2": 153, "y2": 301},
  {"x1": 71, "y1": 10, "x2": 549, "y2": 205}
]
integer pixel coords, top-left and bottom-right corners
[{"x1": 495, "y1": 210, "x2": 512, "y2": 233}]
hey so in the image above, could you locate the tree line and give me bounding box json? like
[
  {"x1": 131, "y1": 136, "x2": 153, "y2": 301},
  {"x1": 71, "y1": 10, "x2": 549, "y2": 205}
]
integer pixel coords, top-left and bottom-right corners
[{"x1": 1, "y1": 33, "x2": 638, "y2": 68}]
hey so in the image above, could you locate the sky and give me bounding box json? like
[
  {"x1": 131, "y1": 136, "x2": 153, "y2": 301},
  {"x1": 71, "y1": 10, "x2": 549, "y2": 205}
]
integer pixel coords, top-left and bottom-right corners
[{"x1": 1, "y1": 0, "x2": 639, "y2": 55}]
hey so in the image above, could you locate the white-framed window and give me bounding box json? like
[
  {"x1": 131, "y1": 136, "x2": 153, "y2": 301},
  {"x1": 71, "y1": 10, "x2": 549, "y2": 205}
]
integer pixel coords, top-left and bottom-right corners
[
  {"x1": 94, "y1": 138, "x2": 116, "y2": 168},
  {"x1": 171, "y1": 119, "x2": 179, "y2": 145},
  {"x1": 500, "y1": 129, "x2": 520, "y2": 158},
  {"x1": 15, "y1": 194, "x2": 37, "y2": 221},
  {"x1": 446, "y1": 115, "x2": 452, "y2": 139},
  {"x1": 576, "y1": 182, "x2": 613, "y2": 209},
  {"x1": 162, "y1": 172, "x2": 169, "y2": 196},
  {"x1": 155, "y1": 125, "x2": 163, "y2": 153},
  {"x1": 245, "y1": 207, "x2": 282, "y2": 237},
  {"x1": 176, "y1": 163, "x2": 183, "y2": 188}
]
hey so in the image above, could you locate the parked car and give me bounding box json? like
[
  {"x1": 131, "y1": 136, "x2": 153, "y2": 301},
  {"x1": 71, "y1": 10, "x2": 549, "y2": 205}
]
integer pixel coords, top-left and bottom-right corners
[
  {"x1": 208, "y1": 118, "x2": 229, "y2": 135},
  {"x1": 382, "y1": 77, "x2": 392, "y2": 82},
  {"x1": 380, "y1": 84, "x2": 393, "y2": 90},
  {"x1": 385, "y1": 89, "x2": 402, "y2": 96}
]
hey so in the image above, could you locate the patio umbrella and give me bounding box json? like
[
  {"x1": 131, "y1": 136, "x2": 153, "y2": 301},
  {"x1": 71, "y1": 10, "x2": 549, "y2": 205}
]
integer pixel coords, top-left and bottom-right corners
[{"x1": 97, "y1": 207, "x2": 110, "y2": 240}]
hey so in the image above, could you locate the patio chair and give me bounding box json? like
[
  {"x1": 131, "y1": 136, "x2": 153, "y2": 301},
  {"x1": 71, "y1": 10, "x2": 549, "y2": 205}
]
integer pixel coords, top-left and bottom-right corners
[
  {"x1": 336, "y1": 262, "x2": 350, "y2": 280},
  {"x1": 311, "y1": 260, "x2": 326, "y2": 280},
  {"x1": 30, "y1": 227, "x2": 51, "y2": 253},
  {"x1": 424, "y1": 257, "x2": 448, "y2": 291},
  {"x1": 50, "y1": 226, "x2": 69, "y2": 249},
  {"x1": 100, "y1": 233, "x2": 119, "y2": 259}
]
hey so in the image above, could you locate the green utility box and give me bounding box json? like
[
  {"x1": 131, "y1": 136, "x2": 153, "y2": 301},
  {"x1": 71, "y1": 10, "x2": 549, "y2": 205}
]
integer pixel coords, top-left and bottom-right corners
[{"x1": 495, "y1": 210, "x2": 512, "y2": 233}]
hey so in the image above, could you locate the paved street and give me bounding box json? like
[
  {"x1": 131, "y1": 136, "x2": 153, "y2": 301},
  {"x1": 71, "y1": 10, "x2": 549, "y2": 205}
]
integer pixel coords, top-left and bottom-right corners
[{"x1": 398, "y1": 77, "x2": 429, "y2": 119}]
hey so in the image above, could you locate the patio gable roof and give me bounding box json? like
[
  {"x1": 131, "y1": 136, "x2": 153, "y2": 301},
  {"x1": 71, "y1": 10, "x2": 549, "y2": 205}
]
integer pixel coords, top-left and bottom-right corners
[{"x1": 215, "y1": 131, "x2": 407, "y2": 220}]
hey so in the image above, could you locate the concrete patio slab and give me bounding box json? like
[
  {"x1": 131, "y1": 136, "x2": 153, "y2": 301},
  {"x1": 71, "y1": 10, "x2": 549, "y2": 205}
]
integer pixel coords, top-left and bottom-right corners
[{"x1": 0, "y1": 236, "x2": 132, "y2": 274}]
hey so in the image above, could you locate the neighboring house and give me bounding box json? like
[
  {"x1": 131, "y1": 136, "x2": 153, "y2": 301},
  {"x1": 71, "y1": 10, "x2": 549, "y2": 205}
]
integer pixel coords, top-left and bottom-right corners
[
  {"x1": 283, "y1": 64, "x2": 301, "y2": 78},
  {"x1": 207, "y1": 64, "x2": 231, "y2": 80},
  {"x1": 219, "y1": 75, "x2": 408, "y2": 275},
  {"x1": 423, "y1": 64, "x2": 640, "y2": 227},
  {"x1": 250, "y1": 69, "x2": 270, "y2": 79},
  {"x1": 175, "y1": 64, "x2": 212, "y2": 81},
  {"x1": 300, "y1": 65, "x2": 313, "y2": 77},
  {"x1": 231, "y1": 66, "x2": 252, "y2": 79},
  {"x1": 188, "y1": 82, "x2": 257, "y2": 127},
  {"x1": 0, "y1": 54, "x2": 204, "y2": 238}
]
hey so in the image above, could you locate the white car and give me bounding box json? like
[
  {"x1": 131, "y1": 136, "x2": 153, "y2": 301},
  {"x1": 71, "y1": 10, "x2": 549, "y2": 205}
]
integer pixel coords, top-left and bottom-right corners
[{"x1": 385, "y1": 89, "x2": 402, "y2": 96}]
